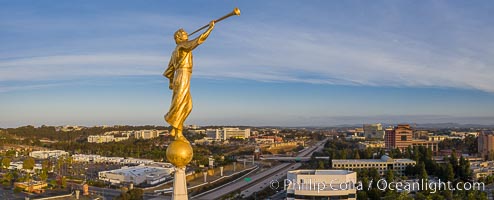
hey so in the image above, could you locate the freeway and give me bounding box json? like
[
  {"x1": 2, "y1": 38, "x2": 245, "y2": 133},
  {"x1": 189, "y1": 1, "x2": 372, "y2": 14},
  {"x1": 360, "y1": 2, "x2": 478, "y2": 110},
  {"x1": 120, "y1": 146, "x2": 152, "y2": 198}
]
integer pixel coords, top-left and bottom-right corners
[
  {"x1": 192, "y1": 163, "x2": 290, "y2": 199},
  {"x1": 239, "y1": 139, "x2": 328, "y2": 198},
  {"x1": 192, "y1": 139, "x2": 328, "y2": 200},
  {"x1": 240, "y1": 163, "x2": 301, "y2": 198}
]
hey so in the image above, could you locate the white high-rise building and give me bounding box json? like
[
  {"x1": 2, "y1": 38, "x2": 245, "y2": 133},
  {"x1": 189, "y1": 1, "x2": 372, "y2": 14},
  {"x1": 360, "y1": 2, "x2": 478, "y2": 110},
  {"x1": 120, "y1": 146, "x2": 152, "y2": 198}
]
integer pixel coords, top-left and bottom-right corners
[
  {"x1": 29, "y1": 150, "x2": 68, "y2": 159},
  {"x1": 206, "y1": 129, "x2": 222, "y2": 140},
  {"x1": 87, "y1": 135, "x2": 115, "y2": 143},
  {"x1": 222, "y1": 128, "x2": 250, "y2": 140},
  {"x1": 332, "y1": 155, "x2": 416, "y2": 176},
  {"x1": 205, "y1": 128, "x2": 250, "y2": 140},
  {"x1": 364, "y1": 123, "x2": 385, "y2": 139},
  {"x1": 134, "y1": 130, "x2": 160, "y2": 139}
]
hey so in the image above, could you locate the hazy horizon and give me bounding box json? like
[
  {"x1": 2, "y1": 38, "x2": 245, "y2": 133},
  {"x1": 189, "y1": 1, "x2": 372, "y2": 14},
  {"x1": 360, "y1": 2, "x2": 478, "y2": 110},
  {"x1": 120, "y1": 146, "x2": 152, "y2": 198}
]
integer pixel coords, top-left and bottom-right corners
[{"x1": 2, "y1": 114, "x2": 494, "y2": 129}]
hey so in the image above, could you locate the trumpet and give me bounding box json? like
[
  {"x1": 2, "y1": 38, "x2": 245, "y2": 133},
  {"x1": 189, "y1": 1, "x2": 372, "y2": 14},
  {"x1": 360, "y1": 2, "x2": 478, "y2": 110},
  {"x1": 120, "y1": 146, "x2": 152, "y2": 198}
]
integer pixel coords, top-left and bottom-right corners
[{"x1": 188, "y1": 7, "x2": 241, "y2": 36}]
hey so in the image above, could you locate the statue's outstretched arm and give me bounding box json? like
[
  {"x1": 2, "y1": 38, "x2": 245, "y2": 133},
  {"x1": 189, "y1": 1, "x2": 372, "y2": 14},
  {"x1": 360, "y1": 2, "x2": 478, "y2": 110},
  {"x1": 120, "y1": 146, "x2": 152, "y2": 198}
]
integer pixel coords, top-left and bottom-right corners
[
  {"x1": 181, "y1": 21, "x2": 215, "y2": 51},
  {"x1": 197, "y1": 21, "x2": 215, "y2": 45}
]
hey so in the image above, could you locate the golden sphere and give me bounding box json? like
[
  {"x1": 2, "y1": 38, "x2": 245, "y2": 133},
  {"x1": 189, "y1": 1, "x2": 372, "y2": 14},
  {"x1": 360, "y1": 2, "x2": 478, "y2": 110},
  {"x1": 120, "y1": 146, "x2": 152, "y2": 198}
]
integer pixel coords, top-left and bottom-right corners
[{"x1": 166, "y1": 139, "x2": 193, "y2": 168}]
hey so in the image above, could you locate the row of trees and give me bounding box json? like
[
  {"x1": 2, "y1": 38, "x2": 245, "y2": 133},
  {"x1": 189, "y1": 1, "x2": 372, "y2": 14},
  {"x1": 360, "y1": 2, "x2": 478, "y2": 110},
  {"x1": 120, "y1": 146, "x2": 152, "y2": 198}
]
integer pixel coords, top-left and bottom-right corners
[
  {"x1": 1, "y1": 125, "x2": 168, "y2": 142},
  {"x1": 438, "y1": 135, "x2": 478, "y2": 154},
  {"x1": 0, "y1": 157, "x2": 37, "y2": 171},
  {"x1": 115, "y1": 188, "x2": 144, "y2": 200},
  {"x1": 48, "y1": 138, "x2": 167, "y2": 160},
  {"x1": 305, "y1": 138, "x2": 481, "y2": 199},
  {"x1": 1, "y1": 156, "x2": 55, "y2": 188},
  {"x1": 401, "y1": 146, "x2": 472, "y2": 182}
]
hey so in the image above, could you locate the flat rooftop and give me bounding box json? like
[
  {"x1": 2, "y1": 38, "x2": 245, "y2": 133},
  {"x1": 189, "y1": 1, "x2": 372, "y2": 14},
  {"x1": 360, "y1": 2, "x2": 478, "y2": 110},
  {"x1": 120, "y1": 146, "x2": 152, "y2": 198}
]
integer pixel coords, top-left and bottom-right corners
[
  {"x1": 103, "y1": 166, "x2": 172, "y2": 176},
  {"x1": 332, "y1": 155, "x2": 415, "y2": 164},
  {"x1": 289, "y1": 169, "x2": 354, "y2": 175},
  {"x1": 332, "y1": 159, "x2": 415, "y2": 163},
  {"x1": 333, "y1": 159, "x2": 385, "y2": 163}
]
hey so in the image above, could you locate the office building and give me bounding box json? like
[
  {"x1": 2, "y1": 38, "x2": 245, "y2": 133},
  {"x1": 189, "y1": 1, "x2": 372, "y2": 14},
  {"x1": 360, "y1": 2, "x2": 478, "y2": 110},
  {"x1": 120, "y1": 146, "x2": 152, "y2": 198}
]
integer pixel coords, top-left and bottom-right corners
[
  {"x1": 332, "y1": 155, "x2": 416, "y2": 176},
  {"x1": 363, "y1": 123, "x2": 385, "y2": 139},
  {"x1": 29, "y1": 150, "x2": 68, "y2": 159},
  {"x1": 385, "y1": 124, "x2": 439, "y2": 153},
  {"x1": 72, "y1": 154, "x2": 171, "y2": 167},
  {"x1": 413, "y1": 130, "x2": 430, "y2": 139},
  {"x1": 478, "y1": 130, "x2": 494, "y2": 160},
  {"x1": 87, "y1": 130, "x2": 162, "y2": 143},
  {"x1": 205, "y1": 128, "x2": 251, "y2": 140},
  {"x1": 134, "y1": 130, "x2": 160, "y2": 139},
  {"x1": 98, "y1": 165, "x2": 174, "y2": 185},
  {"x1": 206, "y1": 129, "x2": 222, "y2": 140},
  {"x1": 251, "y1": 136, "x2": 283, "y2": 144},
  {"x1": 385, "y1": 124, "x2": 413, "y2": 151},
  {"x1": 451, "y1": 131, "x2": 479, "y2": 138},
  {"x1": 88, "y1": 135, "x2": 115, "y2": 143},
  {"x1": 357, "y1": 141, "x2": 385, "y2": 150}
]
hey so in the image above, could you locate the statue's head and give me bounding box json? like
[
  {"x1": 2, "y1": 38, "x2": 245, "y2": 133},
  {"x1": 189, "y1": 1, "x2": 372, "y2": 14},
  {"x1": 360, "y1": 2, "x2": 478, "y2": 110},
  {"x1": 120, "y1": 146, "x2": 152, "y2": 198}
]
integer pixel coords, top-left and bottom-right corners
[{"x1": 174, "y1": 29, "x2": 188, "y2": 44}]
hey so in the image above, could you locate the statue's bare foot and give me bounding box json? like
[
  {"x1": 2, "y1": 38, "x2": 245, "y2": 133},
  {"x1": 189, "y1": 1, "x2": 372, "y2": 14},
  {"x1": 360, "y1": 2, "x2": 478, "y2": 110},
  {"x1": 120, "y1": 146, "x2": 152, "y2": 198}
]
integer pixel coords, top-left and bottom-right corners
[
  {"x1": 176, "y1": 135, "x2": 188, "y2": 141},
  {"x1": 175, "y1": 133, "x2": 190, "y2": 143}
]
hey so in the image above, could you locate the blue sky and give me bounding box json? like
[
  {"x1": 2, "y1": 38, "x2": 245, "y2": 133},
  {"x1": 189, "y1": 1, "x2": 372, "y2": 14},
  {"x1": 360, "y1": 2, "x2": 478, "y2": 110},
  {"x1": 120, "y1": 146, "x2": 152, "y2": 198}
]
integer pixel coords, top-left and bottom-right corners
[{"x1": 1, "y1": 1, "x2": 494, "y2": 127}]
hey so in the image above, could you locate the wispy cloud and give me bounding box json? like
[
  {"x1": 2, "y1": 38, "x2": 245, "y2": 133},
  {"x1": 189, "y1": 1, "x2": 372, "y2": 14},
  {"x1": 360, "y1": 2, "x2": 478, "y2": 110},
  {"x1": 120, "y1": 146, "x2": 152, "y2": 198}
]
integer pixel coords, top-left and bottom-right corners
[
  {"x1": 0, "y1": 54, "x2": 164, "y2": 81},
  {"x1": 1, "y1": 1, "x2": 494, "y2": 127},
  {"x1": 0, "y1": 82, "x2": 64, "y2": 93},
  {"x1": 1, "y1": 2, "x2": 493, "y2": 93},
  {"x1": 190, "y1": 21, "x2": 493, "y2": 93}
]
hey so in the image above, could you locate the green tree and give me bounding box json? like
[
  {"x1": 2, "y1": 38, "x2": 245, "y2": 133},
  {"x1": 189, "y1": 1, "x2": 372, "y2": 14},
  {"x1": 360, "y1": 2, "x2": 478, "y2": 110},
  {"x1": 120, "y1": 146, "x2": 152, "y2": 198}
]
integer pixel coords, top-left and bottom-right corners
[
  {"x1": 445, "y1": 163, "x2": 455, "y2": 182},
  {"x1": 412, "y1": 146, "x2": 420, "y2": 161},
  {"x1": 317, "y1": 160, "x2": 325, "y2": 169},
  {"x1": 22, "y1": 157, "x2": 35, "y2": 170},
  {"x1": 357, "y1": 191, "x2": 368, "y2": 200},
  {"x1": 40, "y1": 170, "x2": 48, "y2": 182},
  {"x1": 385, "y1": 170, "x2": 394, "y2": 183},
  {"x1": 2, "y1": 172, "x2": 13, "y2": 187},
  {"x1": 367, "y1": 188, "x2": 383, "y2": 200},
  {"x1": 49, "y1": 179, "x2": 58, "y2": 188},
  {"x1": 13, "y1": 186, "x2": 23, "y2": 193},
  {"x1": 449, "y1": 151, "x2": 458, "y2": 171},
  {"x1": 430, "y1": 192, "x2": 446, "y2": 200},
  {"x1": 129, "y1": 189, "x2": 144, "y2": 200},
  {"x1": 1, "y1": 157, "x2": 11, "y2": 169},
  {"x1": 404, "y1": 164, "x2": 415, "y2": 177},
  {"x1": 116, "y1": 189, "x2": 144, "y2": 200},
  {"x1": 441, "y1": 190, "x2": 453, "y2": 200},
  {"x1": 459, "y1": 156, "x2": 471, "y2": 180},
  {"x1": 420, "y1": 163, "x2": 428, "y2": 180},
  {"x1": 61, "y1": 176, "x2": 67, "y2": 188},
  {"x1": 361, "y1": 176, "x2": 370, "y2": 191},
  {"x1": 369, "y1": 168, "x2": 380, "y2": 188},
  {"x1": 414, "y1": 192, "x2": 427, "y2": 200},
  {"x1": 340, "y1": 150, "x2": 347, "y2": 159},
  {"x1": 41, "y1": 160, "x2": 51, "y2": 171},
  {"x1": 383, "y1": 191, "x2": 401, "y2": 200},
  {"x1": 418, "y1": 163, "x2": 429, "y2": 195}
]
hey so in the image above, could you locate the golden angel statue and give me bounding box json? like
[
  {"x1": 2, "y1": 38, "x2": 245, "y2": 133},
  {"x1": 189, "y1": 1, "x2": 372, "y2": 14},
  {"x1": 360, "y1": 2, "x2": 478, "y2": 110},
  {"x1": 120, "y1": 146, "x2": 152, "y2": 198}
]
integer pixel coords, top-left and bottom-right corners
[{"x1": 163, "y1": 21, "x2": 215, "y2": 141}]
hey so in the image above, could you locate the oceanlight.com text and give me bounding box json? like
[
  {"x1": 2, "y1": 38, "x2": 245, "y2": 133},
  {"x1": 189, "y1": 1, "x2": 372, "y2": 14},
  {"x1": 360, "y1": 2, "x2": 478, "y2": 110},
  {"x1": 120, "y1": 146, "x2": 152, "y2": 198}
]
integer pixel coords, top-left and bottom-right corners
[{"x1": 269, "y1": 178, "x2": 485, "y2": 194}]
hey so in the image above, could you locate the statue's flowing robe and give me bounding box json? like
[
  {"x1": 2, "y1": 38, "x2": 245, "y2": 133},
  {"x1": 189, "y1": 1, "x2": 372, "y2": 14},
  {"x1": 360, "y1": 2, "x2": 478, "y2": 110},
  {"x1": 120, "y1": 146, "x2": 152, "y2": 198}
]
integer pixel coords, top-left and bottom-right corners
[{"x1": 163, "y1": 38, "x2": 202, "y2": 129}]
